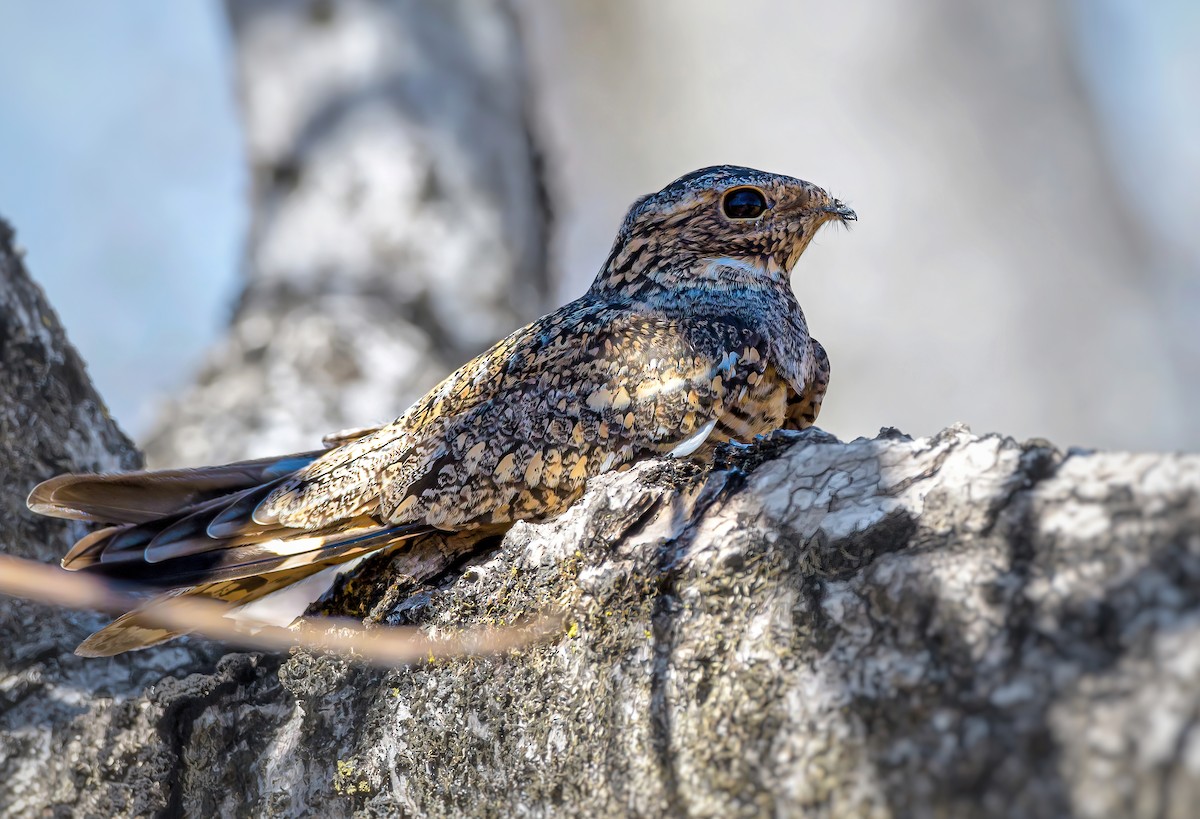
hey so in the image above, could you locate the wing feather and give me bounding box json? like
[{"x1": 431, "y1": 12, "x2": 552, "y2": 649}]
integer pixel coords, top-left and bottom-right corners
[
  {"x1": 31, "y1": 296, "x2": 773, "y2": 657},
  {"x1": 28, "y1": 452, "x2": 323, "y2": 524}
]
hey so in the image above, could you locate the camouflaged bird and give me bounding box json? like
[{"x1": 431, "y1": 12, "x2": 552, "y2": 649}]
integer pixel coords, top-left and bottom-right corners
[{"x1": 28, "y1": 165, "x2": 855, "y2": 655}]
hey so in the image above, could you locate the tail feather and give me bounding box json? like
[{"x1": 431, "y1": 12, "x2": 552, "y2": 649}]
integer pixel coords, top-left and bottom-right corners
[
  {"x1": 28, "y1": 445, "x2": 441, "y2": 656},
  {"x1": 206, "y1": 477, "x2": 292, "y2": 539},
  {"x1": 64, "y1": 494, "x2": 238, "y2": 569},
  {"x1": 74, "y1": 560, "x2": 358, "y2": 657},
  {"x1": 68, "y1": 514, "x2": 423, "y2": 589},
  {"x1": 28, "y1": 452, "x2": 324, "y2": 524},
  {"x1": 61, "y1": 524, "x2": 127, "y2": 569},
  {"x1": 141, "y1": 481, "x2": 292, "y2": 564},
  {"x1": 31, "y1": 448, "x2": 426, "y2": 590},
  {"x1": 76, "y1": 606, "x2": 184, "y2": 657}
]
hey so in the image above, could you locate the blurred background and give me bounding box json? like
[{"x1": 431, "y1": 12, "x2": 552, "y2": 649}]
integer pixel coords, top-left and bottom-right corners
[{"x1": 0, "y1": 0, "x2": 1196, "y2": 456}]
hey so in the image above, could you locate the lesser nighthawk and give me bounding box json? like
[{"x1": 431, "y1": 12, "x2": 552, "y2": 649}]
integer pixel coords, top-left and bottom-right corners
[{"x1": 28, "y1": 165, "x2": 855, "y2": 654}]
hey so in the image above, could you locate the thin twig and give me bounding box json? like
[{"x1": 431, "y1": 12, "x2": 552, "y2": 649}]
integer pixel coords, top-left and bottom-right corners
[{"x1": 0, "y1": 554, "x2": 561, "y2": 664}]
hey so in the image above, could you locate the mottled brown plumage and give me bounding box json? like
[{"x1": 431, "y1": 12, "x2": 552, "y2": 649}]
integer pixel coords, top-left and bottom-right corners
[{"x1": 28, "y1": 165, "x2": 854, "y2": 655}]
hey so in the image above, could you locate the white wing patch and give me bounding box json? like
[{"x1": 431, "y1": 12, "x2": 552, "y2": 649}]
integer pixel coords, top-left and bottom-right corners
[{"x1": 668, "y1": 419, "x2": 717, "y2": 459}]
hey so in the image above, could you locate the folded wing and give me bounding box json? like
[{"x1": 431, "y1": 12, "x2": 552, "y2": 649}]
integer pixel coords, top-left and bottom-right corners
[{"x1": 28, "y1": 297, "x2": 769, "y2": 654}]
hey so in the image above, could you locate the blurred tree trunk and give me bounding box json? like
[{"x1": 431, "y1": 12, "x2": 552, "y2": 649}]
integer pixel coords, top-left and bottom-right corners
[{"x1": 144, "y1": 0, "x2": 550, "y2": 467}]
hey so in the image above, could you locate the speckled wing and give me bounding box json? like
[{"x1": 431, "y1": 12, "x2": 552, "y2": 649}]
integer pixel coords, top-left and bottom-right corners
[
  {"x1": 261, "y1": 297, "x2": 772, "y2": 533},
  {"x1": 30, "y1": 299, "x2": 770, "y2": 599},
  {"x1": 784, "y1": 336, "x2": 830, "y2": 430}
]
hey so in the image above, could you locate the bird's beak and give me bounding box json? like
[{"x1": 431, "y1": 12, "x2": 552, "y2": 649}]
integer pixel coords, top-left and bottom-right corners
[{"x1": 820, "y1": 199, "x2": 857, "y2": 224}]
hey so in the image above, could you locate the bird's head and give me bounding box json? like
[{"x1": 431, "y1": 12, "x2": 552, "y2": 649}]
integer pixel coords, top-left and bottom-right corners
[{"x1": 591, "y1": 165, "x2": 854, "y2": 298}]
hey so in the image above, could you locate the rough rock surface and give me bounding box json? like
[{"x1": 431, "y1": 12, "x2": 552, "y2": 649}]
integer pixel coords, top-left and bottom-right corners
[
  {"x1": 256, "y1": 426, "x2": 1200, "y2": 819},
  {"x1": 3, "y1": 252, "x2": 1199, "y2": 818},
  {"x1": 0, "y1": 219, "x2": 216, "y2": 817}
]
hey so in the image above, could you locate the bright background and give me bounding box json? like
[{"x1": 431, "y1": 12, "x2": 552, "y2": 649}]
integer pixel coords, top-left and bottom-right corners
[{"x1": 0, "y1": 1, "x2": 1196, "y2": 450}]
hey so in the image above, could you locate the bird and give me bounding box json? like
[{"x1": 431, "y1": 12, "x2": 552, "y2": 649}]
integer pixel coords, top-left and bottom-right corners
[{"x1": 27, "y1": 165, "x2": 855, "y2": 656}]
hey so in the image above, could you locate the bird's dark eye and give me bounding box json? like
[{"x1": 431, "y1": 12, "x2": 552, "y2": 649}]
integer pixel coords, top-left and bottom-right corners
[{"x1": 721, "y1": 187, "x2": 769, "y2": 220}]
